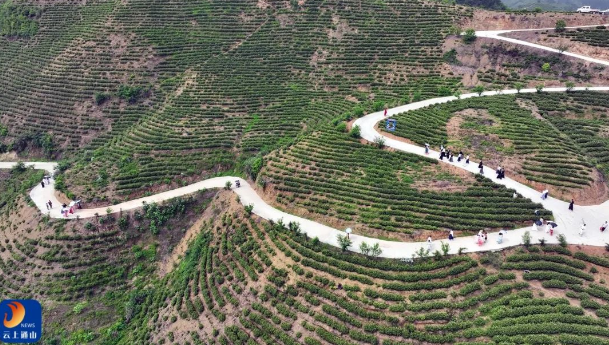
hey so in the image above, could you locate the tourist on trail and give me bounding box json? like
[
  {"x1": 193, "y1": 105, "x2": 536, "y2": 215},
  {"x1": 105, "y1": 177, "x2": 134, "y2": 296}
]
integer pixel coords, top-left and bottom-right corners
[
  {"x1": 478, "y1": 161, "x2": 484, "y2": 174},
  {"x1": 235, "y1": 180, "x2": 241, "y2": 188},
  {"x1": 545, "y1": 222, "x2": 552, "y2": 234},
  {"x1": 45, "y1": 203, "x2": 49, "y2": 210},
  {"x1": 449, "y1": 154, "x2": 454, "y2": 162},
  {"x1": 532, "y1": 222, "x2": 538, "y2": 232},
  {"x1": 41, "y1": 181, "x2": 45, "y2": 188},
  {"x1": 448, "y1": 230, "x2": 454, "y2": 241},
  {"x1": 497, "y1": 231, "x2": 504, "y2": 244},
  {"x1": 439, "y1": 151, "x2": 444, "y2": 160},
  {"x1": 457, "y1": 152, "x2": 463, "y2": 162},
  {"x1": 384, "y1": 107, "x2": 388, "y2": 117},
  {"x1": 580, "y1": 223, "x2": 586, "y2": 236},
  {"x1": 601, "y1": 221, "x2": 608, "y2": 232},
  {"x1": 440, "y1": 144, "x2": 444, "y2": 152},
  {"x1": 48, "y1": 200, "x2": 52, "y2": 208},
  {"x1": 427, "y1": 236, "x2": 432, "y2": 251},
  {"x1": 425, "y1": 143, "x2": 430, "y2": 155},
  {"x1": 496, "y1": 166, "x2": 502, "y2": 179},
  {"x1": 483, "y1": 230, "x2": 488, "y2": 242},
  {"x1": 513, "y1": 192, "x2": 517, "y2": 199},
  {"x1": 465, "y1": 155, "x2": 470, "y2": 164},
  {"x1": 569, "y1": 199, "x2": 574, "y2": 211}
]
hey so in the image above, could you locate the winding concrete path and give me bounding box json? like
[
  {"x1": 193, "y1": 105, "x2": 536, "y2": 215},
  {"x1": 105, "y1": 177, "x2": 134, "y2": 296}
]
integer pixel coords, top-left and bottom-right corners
[
  {"x1": 3, "y1": 25, "x2": 609, "y2": 258},
  {"x1": 476, "y1": 24, "x2": 609, "y2": 67},
  {"x1": 3, "y1": 87, "x2": 609, "y2": 258}
]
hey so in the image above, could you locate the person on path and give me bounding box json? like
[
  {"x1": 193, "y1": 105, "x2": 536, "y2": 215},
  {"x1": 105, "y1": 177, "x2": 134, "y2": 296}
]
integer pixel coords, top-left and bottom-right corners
[
  {"x1": 580, "y1": 223, "x2": 586, "y2": 236},
  {"x1": 427, "y1": 236, "x2": 432, "y2": 251},
  {"x1": 41, "y1": 181, "x2": 45, "y2": 188},
  {"x1": 496, "y1": 166, "x2": 502, "y2": 179},
  {"x1": 513, "y1": 192, "x2": 517, "y2": 199},
  {"x1": 235, "y1": 180, "x2": 241, "y2": 188},
  {"x1": 465, "y1": 155, "x2": 470, "y2": 165},
  {"x1": 532, "y1": 222, "x2": 538, "y2": 232},
  {"x1": 449, "y1": 154, "x2": 454, "y2": 162},
  {"x1": 569, "y1": 199, "x2": 574, "y2": 211},
  {"x1": 545, "y1": 222, "x2": 551, "y2": 234},
  {"x1": 448, "y1": 230, "x2": 454, "y2": 241},
  {"x1": 484, "y1": 230, "x2": 488, "y2": 243},
  {"x1": 478, "y1": 161, "x2": 484, "y2": 174},
  {"x1": 48, "y1": 200, "x2": 52, "y2": 208},
  {"x1": 384, "y1": 108, "x2": 388, "y2": 117},
  {"x1": 425, "y1": 143, "x2": 430, "y2": 155},
  {"x1": 497, "y1": 231, "x2": 504, "y2": 244},
  {"x1": 439, "y1": 151, "x2": 444, "y2": 160},
  {"x1": 601, "y1": 221, "x2": 608, "y2": 232},
  {"x1": 499, "y1": 168, "x2": 505, "y2": 179},
  {"x1": 45, "y1": 203, "x2": 49, "y2": 210}
]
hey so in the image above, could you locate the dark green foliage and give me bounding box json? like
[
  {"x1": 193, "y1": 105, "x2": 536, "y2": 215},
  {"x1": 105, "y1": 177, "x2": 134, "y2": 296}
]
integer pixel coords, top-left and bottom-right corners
[
  {"x1": 117, "y1": 85, "x2": 147, "y2": 103},
  {"x1": 0, "y1": 0, "x2": 40, "y2": 38},
  {"x1": 455, "y1": 0, "x2": 506, "y2": 10}
]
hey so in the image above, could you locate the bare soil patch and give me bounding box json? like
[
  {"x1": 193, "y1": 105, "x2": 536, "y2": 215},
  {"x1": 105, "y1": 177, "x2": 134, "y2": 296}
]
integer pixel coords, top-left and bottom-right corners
[
  {"x1": 462, "y1": 11, "x2": 608, "y2": 31},
  {"x1": 503, "y1": 28, "x2": 609, "y2": 62}
]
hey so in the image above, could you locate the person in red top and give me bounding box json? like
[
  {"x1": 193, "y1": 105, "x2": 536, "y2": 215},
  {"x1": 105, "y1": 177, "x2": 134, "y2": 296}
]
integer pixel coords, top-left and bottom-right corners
[{"x1": 384, "y1": 108, "x2": 388, "y2": 117}]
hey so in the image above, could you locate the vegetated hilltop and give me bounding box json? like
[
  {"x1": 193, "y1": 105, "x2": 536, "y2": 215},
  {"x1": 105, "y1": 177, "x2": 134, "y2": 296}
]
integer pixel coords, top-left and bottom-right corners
[{"x1": 387, "y1": 92, "x2": 609, "y2": 204}]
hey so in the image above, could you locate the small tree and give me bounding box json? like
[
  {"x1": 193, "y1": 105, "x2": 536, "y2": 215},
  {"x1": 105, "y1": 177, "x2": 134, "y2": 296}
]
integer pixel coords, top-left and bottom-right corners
[
  {"x1": 288, "y1": 221, "x2": 301, "y2": 235},
  {"x1": 454, "y1": 91, "x2": 462, "y2": 99},
  {"x1": 558, "y1": 234, "x2": 567, "y2": 247},
  {"x1": 244, "y1": 204, "x2": 254, "y2": 217},
  {"x1": 416, "y1": 247, "x2": 430, "y2": 258},
  {"x1": 462, "y1": 28, "x2": 477, "y2": 44},
  {"x1": 473, "y1": 85, "x2": 484, "y2": 96},
  {"x1": 440, "y1": 241, "x2": 450, "y2": 256},
  {"x1": 359, "y1": 241, "x2": 370, "y2": 256},
  {"x1": 555, "y1": 19, "x2": 566, "y2": 32},
  {"x1": 535, "y1": 84, "x2": 544, "y2": 93},
  {"x1": 541, "y1": 63, "x2": 551, "y2": 73},
  {"x1": 337, "y1": 234, "x2": 352, "y2": 252},
  {"x1": 224, "y1": 181, "x2": 232, "y2": 190},
  {"x1": 370, "y1": 243, "x2": 382, "y2": 258},
  {"x1": 349, "y1": 125, "x2": 361, "y2": 139},
  {"x1": 373, "y1": 136, "x2": 386, "y2": 149},
  {"x1": 557, "y1": 45, "x2": 569, "y2": 54},
  {"x1": 514, "y1": 82, "x2": 524, "y2": 93},
  {"x1": 522, "y1": 231, "x2": 531, "y2": 247},
  {"x1": 565, "y1": 81, "x2": 575, "y2": 92}
]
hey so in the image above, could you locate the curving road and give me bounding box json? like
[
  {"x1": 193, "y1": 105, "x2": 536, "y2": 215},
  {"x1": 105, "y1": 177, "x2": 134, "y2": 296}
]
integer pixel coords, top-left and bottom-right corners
[
  {"x1": 3, "y1": 87, "x2": 609, "y2": 258},
  {"x1": 2, "y1": 25, "x2": 609, "y2": 258},
  {"x1": 476, "y1": 24, "x2": 609, "y2": 67}
]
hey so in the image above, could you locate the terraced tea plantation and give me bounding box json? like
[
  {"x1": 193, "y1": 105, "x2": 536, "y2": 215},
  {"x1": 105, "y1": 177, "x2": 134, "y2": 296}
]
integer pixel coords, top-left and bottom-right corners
[
  {"x1": 0, "y1": 0, "x2": 468, "y2": 200},
  {"x1": 114, "y1": 204, "x2": 609, "y2": 345},
  {"x1": 387, "y1": 91, "x2": 609, "y2": 196},
  {"x1": 261, "y1": 123, "x2": 547, "y2": 239},
  {"x1": 555, "y1": 26, "x2": 609, "y2": 48}
]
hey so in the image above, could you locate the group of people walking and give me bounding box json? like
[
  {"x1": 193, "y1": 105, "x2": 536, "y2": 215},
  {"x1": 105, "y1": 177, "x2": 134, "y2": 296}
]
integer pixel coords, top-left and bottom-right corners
[{"x1": 439, "y1": 146, "x2": 470, "y2": 165}]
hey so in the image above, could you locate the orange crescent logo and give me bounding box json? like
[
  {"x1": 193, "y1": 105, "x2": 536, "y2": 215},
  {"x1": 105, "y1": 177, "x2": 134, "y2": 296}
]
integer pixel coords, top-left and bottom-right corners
[{"x1": 3, "y1": 301, "x2": 25, "y2": 328}]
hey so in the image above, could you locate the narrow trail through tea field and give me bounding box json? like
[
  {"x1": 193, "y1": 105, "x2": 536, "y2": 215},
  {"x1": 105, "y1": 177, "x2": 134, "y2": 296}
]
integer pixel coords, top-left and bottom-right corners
[
  {"x1": 477, "y1": 23, "x2": 609, "y2": 67},
  {"x1": 2, "y1": 25, "x2": 609, "y2": 258}
]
